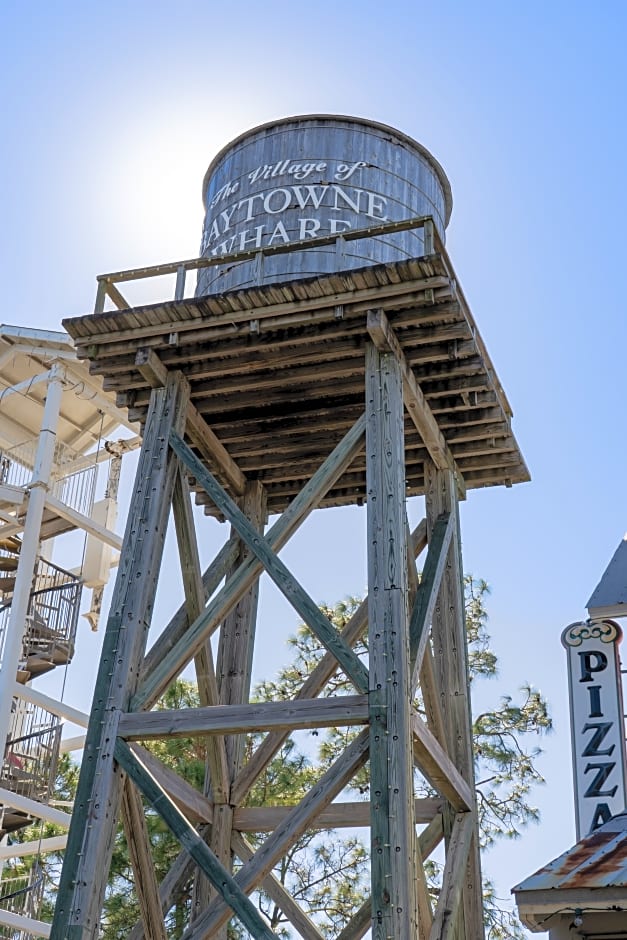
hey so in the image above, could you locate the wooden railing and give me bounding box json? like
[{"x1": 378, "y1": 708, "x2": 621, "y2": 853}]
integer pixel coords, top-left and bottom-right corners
[{"x1": 94, "y1": 214, "x2": 441, "y2": 313}]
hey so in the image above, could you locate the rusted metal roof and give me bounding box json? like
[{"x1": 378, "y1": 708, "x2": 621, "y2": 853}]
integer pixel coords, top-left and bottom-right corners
[
  {"x1": 513, "y1": 814, "x2": 627, "y2": 930},
  {"x1": 515, "y1": 813, "x2": 627, "y2": 893}
]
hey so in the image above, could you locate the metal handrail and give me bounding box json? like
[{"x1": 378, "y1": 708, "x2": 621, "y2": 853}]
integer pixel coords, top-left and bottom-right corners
[
  {"x1": 94, "y1": 214, "x2": 439, "y2": 313},
  {"x1": 5, "y1": 722, "x2": 62, "y2": 750}
]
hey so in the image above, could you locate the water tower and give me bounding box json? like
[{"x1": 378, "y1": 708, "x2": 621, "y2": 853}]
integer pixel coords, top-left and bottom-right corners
[{"x1": 51, "y1": 116, "x2": 529, "y2": 938}]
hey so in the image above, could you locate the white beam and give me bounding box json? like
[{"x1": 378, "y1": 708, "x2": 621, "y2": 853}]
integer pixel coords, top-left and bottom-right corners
[
  {"x1": 12, "y1": 682, "x2": 89, "y2": 727},
  {"x1": 0, "y1": 786, "x2": 72, "y2": 827},
  {"x1": 0, "y1": 370, "x2": 50, "y2": 401},
  {"x1": 0, "y1": 834, "x2": 67, "y2": 859},
  {"x1": 44, "y1": 493, "x2": 123, "y2": 550},
  {"x1": 60, "y1": 734, "x2": 86, "y2": 753},
  {"x1": 0, "y1": 908, "x2": 51, "y2": 938}
]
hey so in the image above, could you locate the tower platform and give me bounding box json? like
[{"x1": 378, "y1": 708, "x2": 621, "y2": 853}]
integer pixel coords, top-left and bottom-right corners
[{"x1": 64, "y1": 250, "x2": 529, "y2": 514}]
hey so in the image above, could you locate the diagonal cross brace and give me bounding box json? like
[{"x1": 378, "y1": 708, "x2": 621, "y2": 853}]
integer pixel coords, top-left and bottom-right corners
[
  {"x1": 169, "y1": 429, "x2": 370, "y2": 695},
  {"x1": 132, "y1": 413, "x2": 366, "y2": 711},
  {"x1": 409, "y1": 512, "x2": 454, "y2": 692},
  {"x1": 114, "y1": 739, "x2": 276, "y2": 940}
]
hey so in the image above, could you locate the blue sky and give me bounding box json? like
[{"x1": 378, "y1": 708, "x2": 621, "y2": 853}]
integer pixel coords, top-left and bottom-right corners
[{"x1": 2, "y1": 1, "x2": 627, "y2": 934}]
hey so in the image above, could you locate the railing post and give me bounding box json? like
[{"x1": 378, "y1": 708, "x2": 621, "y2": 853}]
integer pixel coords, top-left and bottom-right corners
[
  {"x1": 335, "y1": 234, "x2": 346, "y2": 271},
  {"x1": 423, "y1": 218, "x2": 435, "y2": 256},
  {"x1": 94, "y1": 279, "x2": 107, "y2": 314},
  {"x1": 0, "y1": 364, "x2": 64, "y2": 774},
  {"x1": 174, "y1": 265, "x2": 186, "y2": 301}
]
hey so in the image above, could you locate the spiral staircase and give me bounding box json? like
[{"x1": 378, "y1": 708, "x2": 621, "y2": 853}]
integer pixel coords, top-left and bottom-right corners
[{"x1": 0, "y1": 325, "x2": 137, "y2": 939}]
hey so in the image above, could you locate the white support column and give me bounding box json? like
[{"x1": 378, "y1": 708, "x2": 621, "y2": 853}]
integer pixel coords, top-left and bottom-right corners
[{"x1": 0, "y1": 363, "x2": 64, "y2": 761}]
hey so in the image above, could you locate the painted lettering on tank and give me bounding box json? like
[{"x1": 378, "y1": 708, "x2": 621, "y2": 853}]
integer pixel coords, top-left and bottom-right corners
[{"x1": 201, "y1": 158, "x2": 389, "y2": 256}]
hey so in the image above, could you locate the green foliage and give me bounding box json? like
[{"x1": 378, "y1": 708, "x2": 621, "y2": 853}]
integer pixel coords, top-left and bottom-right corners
[{"x1": 1, "y1": 579, "x2": 550, "y2": 938}]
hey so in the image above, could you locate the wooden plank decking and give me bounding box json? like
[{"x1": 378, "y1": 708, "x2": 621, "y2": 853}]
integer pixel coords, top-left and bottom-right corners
[{"x1": 63, "y1": 252, "x2": 529, "y2": 515}]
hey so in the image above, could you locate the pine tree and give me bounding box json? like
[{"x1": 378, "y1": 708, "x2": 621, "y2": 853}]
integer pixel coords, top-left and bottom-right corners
[{"x1": 1, "y1": 577, "x2": 550, "y2": 937}]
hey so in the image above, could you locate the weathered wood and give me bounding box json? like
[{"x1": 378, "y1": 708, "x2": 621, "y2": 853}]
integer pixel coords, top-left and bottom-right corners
[
  {"x1": 425, "y1": 464, "x2": 484, "y2": 939},
  {"x1": 186, "y1": 402, "x2": 247, "y2": 497},
  {"x1": 203, "y1": 481, "x2": 266, "y2": 930},
  {"x1": 405, "y1": 518, "x2": 448, "y2": 750},
  {"x1": 120, "y1": 695, "x2": 369, "y2": 739},
  {"x1": 183, "y1": 729, "x2": 370, "y2": 939},
  {"x1": 232, "y1": 832, "x2": 325, "y2": 940},
  {"x1": 366, "y1": 307, "x2": 465, "y2": 495},
  {"x1": 233, "y1": 797, "x2": 442, "y2": 832},
  {"x1": 428, "y1": 813, "x2": 474, "y2": 940},
  {"x1": 114, "y1": 740, "x2": 276, "y2": 939},
  {"x1": 365, "y1": 339, "x2": 423, "y2": 938},
  {"x1": 128, "y1": 845, "x2": 198, "y2": 940},
  {"x1": 121, "y1": 778, "x2": 168, "y2": 940},
  {"x1": 170, "y1": 429, "x2": 370, "y2": 694},
  {"x1": 135, "y1": 347, "x2": 247, "y2": 496},
  {"x1": 217, "y1": 480, "x2": 266, "y2": 779},
  {"x1": 419, "y1": 812, "x2": 445, "y2": 859},
  {"x1": 409, "y1": 511, "x2": 454, "y2": 691},
  {"x1": 51, "y1": 372, "x2": 190, "y2": 940},
  {"x1": 141, "y1": 534, "x2": 241, "y2": 682},
  {"x1": 230, "y1": 517, "x2": 426, "y2": 811},
  {"x1": 202, "y1": 802, "x2": 233, "y2": 932},
  {"x1": 102, "y1": 278, "x2": 131, "y2": 310},
  {"x1": 410, "y1": 713, "x2": 473, "y2": 811},
  {"x1": 89, "y1": 214, "x2": 438, "y2": 290},
  {"x1": 132, "y1": 413, "x2": 366, "y2": 711},
  {"x1": 172, "y1": 465, "x2": 230, "y2": 803},
  {"x1": 129, "y1": 743, "x2": 213, "y2": 823}
]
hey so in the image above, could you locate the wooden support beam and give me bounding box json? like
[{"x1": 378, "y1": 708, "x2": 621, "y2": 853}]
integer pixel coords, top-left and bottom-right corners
[
  {"x1": 405, "y1": 518, "x2": 448, "y2": 751},
  {"x1": 129, "y1": 744, "x2": 213, "y2": 823},
  {"x1": 128, "y1": 845, "x2": 198, "y2": 940},
  {"x1": 365, "y1": 339, "x2": 426, "y2": 938},
  {"x1": 232, "y1": 832, "x2": 326, "y2": 940},
  {"x1": 172, "y1": 465, "x2": 230, "y2": 803},
  {"x1": 184, "y1": 729, "x2": 370, "y2": 939},
  {"x1": 121, "y1": 778, "x2": 168, "y2": 940},
  {"x1": 216, "y1": 480, "x2": 266, "y2": 780},
  {"x1": 366, "y1": 307, "x2": 465, "y2": 497},
  {"x1": 141, "y1": 534, "x2": 241, "y2": 682},
  {"x1": 171, "y1": 430, "x2": 370, "y2": 694},
  {"x1": 409, "y1": 511, "x2": 454, "y2": 691},
  {"x1": 230, "y1": 517, "x2": 427, "y2": 810},
  {"x1": 419, "y1": 812, "x2": 445, "y2": 859},
  {"x1": 333, "y1": 815, "x2": 445, "y2": 940},
  {"x1": 135, "y1": 347, "x2": 247, "y2": 496},
  {"x1": 204, "y1": 482, "x2": 266, "y2": 932},
  {"x1": 425, "y1": 464, "x2": 484, "y2": 939},
  {"x1": 411, "y1": 713, "x2": 473, "y2": 811},
  {"x1": 120, "y1": 694, "x2": 369, "y2": 739},
  {"x1": 429, "y1": 813, "x2": 474, "y2": 940},
  {"x1": 51, "y1": 373, "x2": 190, "y2": 940},
  {"x1": 133, "y1": 413, "x2": 366, "y2": 711},
  {"x1": 102, "y1": 278, "x2": 131, "y2": 310},
  {"x1": 233, "y1": 797, "x2": 442, "y2": 832},
  {"x1": 114, "y1": 740, "x2": 276, "y2": 940}
]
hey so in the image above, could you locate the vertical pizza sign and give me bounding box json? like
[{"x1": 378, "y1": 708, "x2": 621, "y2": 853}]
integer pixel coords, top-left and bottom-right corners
[{"x1": 562, "y1": 620, "x2": 627, "y2": 838}]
